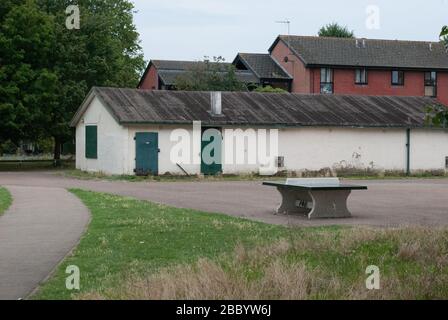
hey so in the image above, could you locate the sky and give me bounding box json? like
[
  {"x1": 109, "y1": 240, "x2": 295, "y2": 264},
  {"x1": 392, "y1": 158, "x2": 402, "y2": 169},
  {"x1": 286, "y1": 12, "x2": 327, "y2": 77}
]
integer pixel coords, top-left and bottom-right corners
[{"x1": 132, "y1": 0, "x2": 448, "y2": 62}]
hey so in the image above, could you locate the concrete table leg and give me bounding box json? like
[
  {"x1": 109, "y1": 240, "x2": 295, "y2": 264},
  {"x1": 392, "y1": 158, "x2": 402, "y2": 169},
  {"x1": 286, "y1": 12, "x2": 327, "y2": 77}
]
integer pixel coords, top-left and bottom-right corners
[
  {"x1": 308, "y1": 190, "x2": 352, "y2": 219},
  {"x1": 276, "y1": 187, "x2": 312, "y2": 215}
]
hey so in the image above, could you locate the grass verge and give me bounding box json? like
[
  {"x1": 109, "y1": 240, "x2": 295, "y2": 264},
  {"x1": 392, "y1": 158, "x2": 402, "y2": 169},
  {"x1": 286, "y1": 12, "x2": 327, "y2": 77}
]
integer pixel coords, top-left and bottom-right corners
[
  {"x1": 34, "y1": 190, "x2": 448, "y2": 300},
  {"x1": 62, "y1": 169, "x2": 285, "y2": 182},
  {"x1": 0, "y1": 187, "x2": 12, "y2": 215},
  {"x1": 64, "y1": 169, "x2": 448, "y2": 183}
]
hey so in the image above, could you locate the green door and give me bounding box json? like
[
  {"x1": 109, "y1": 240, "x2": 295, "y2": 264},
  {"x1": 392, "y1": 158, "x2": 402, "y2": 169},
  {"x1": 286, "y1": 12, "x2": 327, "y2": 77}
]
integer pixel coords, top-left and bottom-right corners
[
  {"x1": 135, "y1": 132, "x2": 158, "y2": 175},
  {"x1": 201, "y1": 128, "x2": 222, "y2": 175}
]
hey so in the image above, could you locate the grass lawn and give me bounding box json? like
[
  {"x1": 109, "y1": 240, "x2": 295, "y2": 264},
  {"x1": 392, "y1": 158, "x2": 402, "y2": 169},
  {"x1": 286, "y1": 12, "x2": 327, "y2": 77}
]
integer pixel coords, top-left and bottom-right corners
[
  {"x1": 33, "y1": 189, "x2": 448, "y2": 300},
  {"x1": 0, "y1": 160, "x2": 75, "y2": 171},
  {"x1": 0, "y1": 187, "x2": 12, "y2": 215}
]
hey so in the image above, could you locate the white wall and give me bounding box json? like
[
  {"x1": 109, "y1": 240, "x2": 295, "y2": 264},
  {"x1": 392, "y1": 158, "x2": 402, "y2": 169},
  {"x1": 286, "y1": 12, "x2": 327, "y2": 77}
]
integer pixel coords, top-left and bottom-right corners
[
  {"x1": 75, "y1": 96, "x2": 128, "y2": 175},
  {"x1": 411, "y1": 129, "x2": 448, "y2": 171},
  {"x1": 75, "y1": 99, "x2": 448, "y2": 175}
]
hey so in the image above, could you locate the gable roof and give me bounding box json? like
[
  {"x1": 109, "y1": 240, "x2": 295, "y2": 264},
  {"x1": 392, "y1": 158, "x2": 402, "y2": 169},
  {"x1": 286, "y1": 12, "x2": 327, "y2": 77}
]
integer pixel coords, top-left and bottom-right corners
[
  {"x1": 138, "y1": 59, "x2": 258, "y2": 88},
  {"x1": 71, "y1": 87, "x2": 442, "y2": 129},
  {"x1": 233, "y1": 53, "x2": 292, "y2": 79},
  {"x1": 269, "y1": 35, "x2": 448, "y2": 70}
]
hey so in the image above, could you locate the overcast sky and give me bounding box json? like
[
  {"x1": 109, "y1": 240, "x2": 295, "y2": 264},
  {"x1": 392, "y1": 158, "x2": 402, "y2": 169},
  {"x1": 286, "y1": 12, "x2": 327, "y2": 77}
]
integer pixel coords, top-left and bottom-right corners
[{"x1": 133, "y1": 0, "x2": 448, "y2": 62}]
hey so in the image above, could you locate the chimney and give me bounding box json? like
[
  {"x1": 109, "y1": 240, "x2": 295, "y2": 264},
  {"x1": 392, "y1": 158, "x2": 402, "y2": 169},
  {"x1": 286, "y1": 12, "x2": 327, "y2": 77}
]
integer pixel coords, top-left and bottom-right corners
[
  {"x1": 429, "y1": 43, "x2": 433, "y2": 51},
  {"x1": 356, "y1": 38, "x2": 367, "y2": 48},
  {"x1": 210, "y1": 91, "x2": 222, "y2": 116}
]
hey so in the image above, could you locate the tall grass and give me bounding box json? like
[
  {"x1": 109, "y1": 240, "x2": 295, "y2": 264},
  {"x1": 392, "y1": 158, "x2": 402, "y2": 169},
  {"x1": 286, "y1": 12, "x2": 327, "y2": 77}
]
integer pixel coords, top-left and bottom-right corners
[{"x1": 80, "y1": 227, "x2": 448, "y2": 300}]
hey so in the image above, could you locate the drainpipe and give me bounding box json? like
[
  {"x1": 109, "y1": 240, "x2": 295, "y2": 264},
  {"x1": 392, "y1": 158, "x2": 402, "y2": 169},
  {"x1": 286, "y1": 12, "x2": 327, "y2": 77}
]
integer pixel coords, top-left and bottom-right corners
[{"x1": 406, "y1": 128, "x2": 411, "y2": 176}]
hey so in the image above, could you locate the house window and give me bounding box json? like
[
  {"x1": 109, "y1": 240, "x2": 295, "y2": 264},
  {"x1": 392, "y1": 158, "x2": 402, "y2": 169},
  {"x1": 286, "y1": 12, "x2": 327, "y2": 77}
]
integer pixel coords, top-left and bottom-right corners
[
  {"x1": 320, "y1": 68, "x2": 333, "y2": 94},
  {"x1": 392, "y1": 70, "x2": 404, "y2": 86},
  {"x1": 85, "y1": 125, "x2": 98, "y2": 159},
  {"x1": 355, "y1": 68, "x2": 368, "y2": 85},
  {"x1": 424, "y1": 71, "x2": 437, "y2": 97}
]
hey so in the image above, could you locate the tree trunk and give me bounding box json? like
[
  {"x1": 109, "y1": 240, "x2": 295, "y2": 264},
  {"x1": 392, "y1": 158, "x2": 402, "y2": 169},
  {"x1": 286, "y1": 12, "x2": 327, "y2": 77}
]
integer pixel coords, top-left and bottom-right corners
[{"x1": 53, "y1": 136, "x2": 61, "y2": 166}]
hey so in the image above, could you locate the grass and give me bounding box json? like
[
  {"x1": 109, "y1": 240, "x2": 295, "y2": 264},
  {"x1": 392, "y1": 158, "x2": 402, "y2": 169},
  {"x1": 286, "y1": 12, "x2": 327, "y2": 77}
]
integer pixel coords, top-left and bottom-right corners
[
  {"x1": 33, "y1": 189, "x2": 290, "y2": 299},
  {"x1": 0, "y1": 160, "x2": 75, "y2": 171},
  {"x1": 62, "y1": 169, "x2": 285, "y2": 182},
  {"x1": 64, "y1": 169, "x2": 448, "y2": 183},
  {"x1": 0, "y1": 187, "x2": 12, "y2": 215},
  {"x1": 33, "y1": 189, "x2": 448, "y2": 300}
]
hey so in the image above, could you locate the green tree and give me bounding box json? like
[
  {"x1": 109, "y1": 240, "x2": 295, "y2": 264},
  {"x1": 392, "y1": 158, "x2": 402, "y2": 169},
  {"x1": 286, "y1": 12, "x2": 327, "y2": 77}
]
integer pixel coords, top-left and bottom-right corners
[
  {"x1": 39, "y1": 0, "x2": 146, "y2": 159},
  {"x1": 0, "y1": 0, "x2": 58, "y2": 144},
  {"x1": 0, "y1": 0, "x2": 145, "y2": 159},
  {"x1": 318, "y1": 22, "x2": 355, "y2": 38},
  {"x1": 254, "y1": 85, "x2": 287, "y2": 93},
  {"x1": 174, "y1": 56, "x2": 247, "y2": 91},
  {"x1": 426, "y1": 26, "x2": 448, "y2": 127}
]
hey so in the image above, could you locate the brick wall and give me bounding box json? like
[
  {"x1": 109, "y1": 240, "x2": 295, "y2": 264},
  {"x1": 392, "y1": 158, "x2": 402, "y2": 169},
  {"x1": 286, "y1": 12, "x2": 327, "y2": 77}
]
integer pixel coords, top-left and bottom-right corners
[
  {"x1": 138, "y1": 65, "x2": 158, "y2": 90},
  {"x1": 269, "y1": 38, "x2": 448, "y2": 105},
  {"x1": 270, "y1": 40, "x2": 311, "y2": 93}
]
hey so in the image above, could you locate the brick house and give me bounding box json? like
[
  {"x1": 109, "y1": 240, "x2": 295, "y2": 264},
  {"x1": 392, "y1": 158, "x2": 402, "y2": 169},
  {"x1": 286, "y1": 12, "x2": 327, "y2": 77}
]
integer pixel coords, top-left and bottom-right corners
[
  {"x1": 138, "y1": 55, "x2": 292, "y2": 91},
  {"x1": 138, "y1": 35, "x2": 448, "y2": 105},
  {"x1": 138, "y1": 60, "x2": 259, "y2": 90},
  {"x1": 269, "y1": 35, "x2": 448, "y2": 105}
]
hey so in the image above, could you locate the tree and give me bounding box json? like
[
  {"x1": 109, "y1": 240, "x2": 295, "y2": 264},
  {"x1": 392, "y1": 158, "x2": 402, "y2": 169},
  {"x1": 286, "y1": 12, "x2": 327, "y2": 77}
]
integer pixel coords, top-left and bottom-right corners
[
  {"x1": 318, "y1": 22, "x2": 355, "y2": 38},
  {"x1": 174, "y1": 56, "x2": 247, "y2": 91},
  {"x1": 425, "y1": 26, "x2": 448, "y2": 127},
  {"x1": 39, "y1": 0, "x2": 146, "y2": 160},
  {"x1": 0, "y1": 0, "x2": 145, "y2": 160},
  {"x1": 254, "y1": 85, "x2": 287, "y2": 93},
  {"x1": 0, "y1": 0, "x2": 58, "y2": 144}
]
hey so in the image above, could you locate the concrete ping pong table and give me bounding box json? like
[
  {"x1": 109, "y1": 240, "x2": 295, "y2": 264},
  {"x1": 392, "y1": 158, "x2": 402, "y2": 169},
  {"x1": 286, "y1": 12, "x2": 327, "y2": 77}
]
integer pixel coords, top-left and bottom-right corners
[{"x1": 263, "y1": 178, "x2": 368, "y2": 219}]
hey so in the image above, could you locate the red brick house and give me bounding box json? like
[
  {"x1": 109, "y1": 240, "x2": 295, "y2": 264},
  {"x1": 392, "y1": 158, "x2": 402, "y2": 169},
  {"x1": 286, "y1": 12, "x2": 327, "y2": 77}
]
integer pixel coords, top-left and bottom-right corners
[
  {"x1": 139, "y1": 35, "x2": 448, "y2": 105},
  {"x1": 269, "y1": 35, "x2": 448, "y2": 105},
  {"x1": 138, "y1": 60, "x2": 259, "y2": 90}
]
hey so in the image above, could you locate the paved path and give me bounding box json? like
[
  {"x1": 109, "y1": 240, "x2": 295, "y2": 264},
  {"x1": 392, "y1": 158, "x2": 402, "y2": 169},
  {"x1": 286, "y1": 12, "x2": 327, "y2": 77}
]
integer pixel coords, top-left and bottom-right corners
[
  {"x1": 0, "y1": 185, "x2": 90, "y2": 300},
  {"x1": 1, "y1": 171, "x2": 448, "y2": 228}
]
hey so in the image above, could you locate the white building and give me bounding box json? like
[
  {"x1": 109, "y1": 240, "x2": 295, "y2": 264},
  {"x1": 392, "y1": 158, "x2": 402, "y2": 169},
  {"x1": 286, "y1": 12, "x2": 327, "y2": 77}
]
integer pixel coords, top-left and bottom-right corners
[{"x1": 70, "y1": 87, "x2": 448, "y2": 176}]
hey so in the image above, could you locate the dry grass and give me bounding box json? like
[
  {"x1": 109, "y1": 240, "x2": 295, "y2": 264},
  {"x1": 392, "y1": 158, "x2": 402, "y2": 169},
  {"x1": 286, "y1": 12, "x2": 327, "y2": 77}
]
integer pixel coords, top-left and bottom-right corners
[{"x1": 77, "y1": 226, "x2": 448, "y2": 300}]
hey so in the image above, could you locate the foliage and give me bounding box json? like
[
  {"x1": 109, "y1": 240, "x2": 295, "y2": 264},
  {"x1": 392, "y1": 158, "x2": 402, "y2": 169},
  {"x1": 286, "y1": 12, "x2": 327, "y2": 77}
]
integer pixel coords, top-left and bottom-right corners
[
  {"x1": 174, "y1": 56, "x2": 247, "y2": 91},
  {"x1": 425, "y1": 26, "x2": 448, "y2": 128},
  {"x1": 318, "y1": 22, "x2": 355, "y2": 38},
  {"x1": 254, "y1": 85, "x2": 287, "y2": 93},
  {"x1": 0, "y1": 0, "x2": 145, "y2": 158},
  {"x1": 0, "y1": 187, "x2": 12, "y2": 215}
]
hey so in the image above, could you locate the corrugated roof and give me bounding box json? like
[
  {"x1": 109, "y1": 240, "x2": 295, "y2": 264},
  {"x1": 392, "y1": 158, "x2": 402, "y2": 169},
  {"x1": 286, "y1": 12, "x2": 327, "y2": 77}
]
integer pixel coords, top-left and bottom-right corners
[
  {"x1": 234, "y1": 53, "x2": 292, "y2": 79},
  {"x1": 271, "y1": 35, "x2": 448, "y2": 69},
  {"x1": 71, "y1": 87, "x2": 443, "y2": 128}
]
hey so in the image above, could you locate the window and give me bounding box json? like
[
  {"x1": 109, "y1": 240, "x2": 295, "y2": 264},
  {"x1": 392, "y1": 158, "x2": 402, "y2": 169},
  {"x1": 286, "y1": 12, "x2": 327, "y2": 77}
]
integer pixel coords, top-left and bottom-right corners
[
  {"x1": 85, "y1": 125, "x2": 98, "y2": 159},
  {"x1": 391, "y1": 70, "x2": 404, "y2": 86},
  {"x1": 320, "y1": 68, "x2": 333, "y2": 94},
  {"x1": 355, "y1": 68, "x2": 368, "y2": 84},
  {"x1": 424, "y1": 71, "x2": 437, "y2": 97}
]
